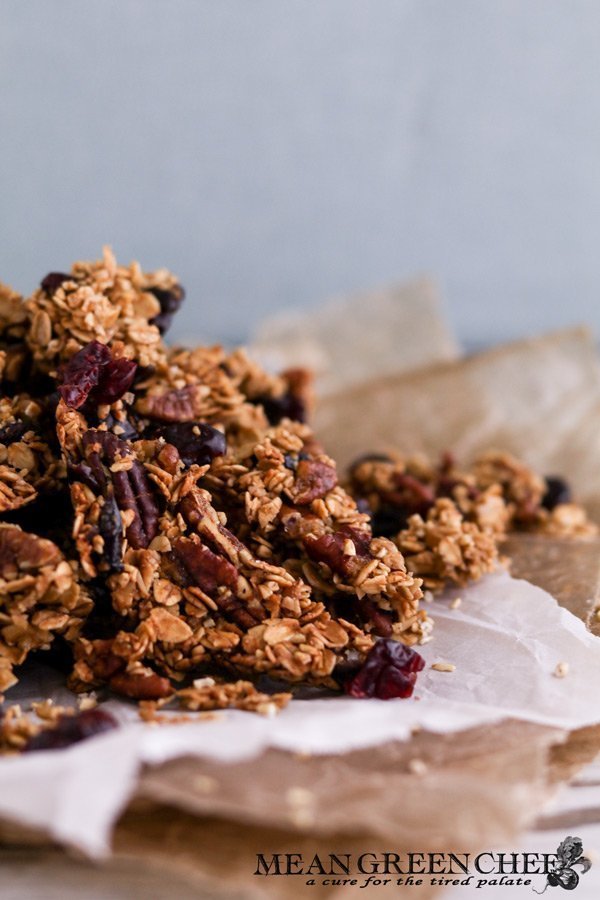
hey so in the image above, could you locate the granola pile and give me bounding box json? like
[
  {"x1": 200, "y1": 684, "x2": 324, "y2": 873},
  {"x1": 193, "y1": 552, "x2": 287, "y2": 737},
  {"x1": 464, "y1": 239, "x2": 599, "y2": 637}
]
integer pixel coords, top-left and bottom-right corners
[
  {"x1": 0, "y1": 249, "x2": 431, "y2": 739},
  {"x1": 347, "y1": 450, "x2": 596, "y2": 590}
]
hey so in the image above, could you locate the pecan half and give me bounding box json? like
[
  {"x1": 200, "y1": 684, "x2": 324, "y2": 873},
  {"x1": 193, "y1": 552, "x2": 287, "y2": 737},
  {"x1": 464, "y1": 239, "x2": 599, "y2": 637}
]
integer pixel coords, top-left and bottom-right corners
[
  {"x1": 173, "y1": 536, "x2": 261, "y2": 630},
  {"x1": 286, "y1": 457, "x2": 338, "y2": 505},
  {"x1": 81, "y1": 430, "x2": 159, "y2": 550}
]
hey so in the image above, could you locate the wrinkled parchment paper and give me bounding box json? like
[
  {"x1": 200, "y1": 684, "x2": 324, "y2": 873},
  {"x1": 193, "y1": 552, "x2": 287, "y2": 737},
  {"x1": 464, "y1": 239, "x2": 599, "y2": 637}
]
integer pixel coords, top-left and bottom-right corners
[
  {"x1": 315, "y1": 327, "x2": 600, "y2": 514},
  {"x1": 249, "y1": 277, "x2": 459, "y2": 396},
  {"x1": 2, "y1": 570, "x2": 600, "y2": 857}
]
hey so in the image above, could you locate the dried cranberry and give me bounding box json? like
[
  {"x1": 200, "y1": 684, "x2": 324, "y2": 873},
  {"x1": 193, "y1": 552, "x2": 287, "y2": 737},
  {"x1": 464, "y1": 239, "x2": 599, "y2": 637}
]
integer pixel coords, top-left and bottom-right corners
[
  {"x1": 284, "y1": 454, "x2": 298, "y2": 471},
  {"x1": 258, "y1": 392, "x2": 306, "y2": 425},
  {"x1": 59, "y1": 341, "x2": 137, "y2": 409},
  {"x1": 40, "y1": 272, "x2": 71, "y2": 294},
  {"x1": 98, "y1": 490, "x2": 124, "y2": 573},
  {"x1": 344, "y1": 639, "x2": 424, "y2": 700},
  {"x1": 148, "y1": 284, "x2": 185, "y2": 335},
  {"x1": 371, "y1": 504, "x2": 411, "y2": 537},
  {"x1": 145, "y1": 421, "x2": 226, "y2": 468},
  {"x1": 23, "y1": 708, "x2": 118, "y2": 752},
  {"x1": 542, "y1": 476, "x2": 572, "y2": 510},
  {"x1": 0, "y1": 419, "x2": 29, "y2": 446},
  {"x1": 349, "y1": 453, "x2": 393, "y2": 474}
]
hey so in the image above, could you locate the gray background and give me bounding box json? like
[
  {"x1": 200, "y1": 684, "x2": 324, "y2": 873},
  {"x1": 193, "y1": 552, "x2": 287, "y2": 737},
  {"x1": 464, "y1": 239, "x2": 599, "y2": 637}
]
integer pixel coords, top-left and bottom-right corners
[{"x1": 1, "y1": 0, "x2": 599, "y2": 347}]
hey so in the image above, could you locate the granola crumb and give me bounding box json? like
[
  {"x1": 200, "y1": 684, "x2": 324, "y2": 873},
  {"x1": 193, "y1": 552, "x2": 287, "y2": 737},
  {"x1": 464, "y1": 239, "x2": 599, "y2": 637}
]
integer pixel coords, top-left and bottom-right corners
[
  {"x1": 450, "y1": 596, "x2": 462, "y2": 609},
  {"x1": 408, "y1": 757, "x2": 428, "y2": 776},
  {"x1": 193, "y1": 775, "x2": 218, "y2": 794},
  {"x1": 553, "y1": 661, "x2": 569, "y2": 678},
  {"x1": 289, "y1": 807, "x2": 316, "y2": 829},
  {"x1": 431, "y1": 661, "x2": 456, "y2": 673},
  {"x1": 285, "y1": 786, "x2": 315, "y2": 807},
  {"x1": 78, "y1": 694, "x2": 98, "y2": 711}
]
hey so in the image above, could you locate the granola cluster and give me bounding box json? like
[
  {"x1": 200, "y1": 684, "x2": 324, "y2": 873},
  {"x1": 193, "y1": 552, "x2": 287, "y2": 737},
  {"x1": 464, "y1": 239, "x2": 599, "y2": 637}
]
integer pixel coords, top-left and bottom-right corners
[
  {"x1": 0, "y1": 250, "x2": 430, "y2": 732},
  {"x1": 347, "y1": 450, "x2": 596, "y2": 590}
]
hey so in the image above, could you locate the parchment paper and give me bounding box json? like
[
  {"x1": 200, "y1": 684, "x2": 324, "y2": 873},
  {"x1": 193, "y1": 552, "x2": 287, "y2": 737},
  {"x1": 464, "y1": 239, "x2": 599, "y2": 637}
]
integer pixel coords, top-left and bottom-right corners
[
  {"x1": 249, "y1": 277, "x2": 459, "y2": 396},
  {"x1": 2, "y1": 570, "x2": 600, "y2": 857}
]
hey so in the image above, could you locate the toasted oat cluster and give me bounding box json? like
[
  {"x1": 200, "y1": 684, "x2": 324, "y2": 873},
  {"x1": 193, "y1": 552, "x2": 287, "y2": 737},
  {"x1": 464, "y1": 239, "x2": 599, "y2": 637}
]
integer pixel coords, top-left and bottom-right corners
[
  {"x1": 347, "y1": 450, "x2": 597, "y2": 590},
  {"x1": 0, "y1": 249, "x2": 432, "y2": 738}
]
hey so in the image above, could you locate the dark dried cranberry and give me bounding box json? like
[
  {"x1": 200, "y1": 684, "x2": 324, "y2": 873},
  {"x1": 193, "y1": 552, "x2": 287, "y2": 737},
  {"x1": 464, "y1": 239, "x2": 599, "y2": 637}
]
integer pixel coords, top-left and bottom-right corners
[
  {"x1": 59, "y1": 341, "x2": 137, "y2": 409},
  {"x1": 81, "y1": 578, "x2": 121, "y2": 639},
  {"x1": 40, "y1": 272, "x2": 71, "y2": 294},
  {"x1": 67, "y1": 460, "x2": 103, "y2": 492},
  {"x1": 23, "y1": 708, "x2": 118, "y2": 752},
  {"x1": 98, "y1": 490, "x2": 123, "y2": 573},
  {"x1": 344, "y1": 639, "x2": 424, "y2": 700},
  {"x1": 145, "y1": 422, "x2": 226, "y2": 468},
  {"x1": 99, "y1": 410, "x2": 140, "y2": 441},
  {"x1": 371, "y1": 504, "x2": 410, "y2": 537},
  {"x1": 542, "y1": 476, "x2": 572, "y2": 510},
  {"x1": 284, "y1": 454, "x2": 298, "y2": 471},
  {"x1": 258, "y1": 392, "x2": 306, "y2": 425},
  {"x1": 349, "y1": 453, "x2": 393, "y2": 474},
  {"x1": 0, "y1": 419, "x2": 29, "y2": 446},
  {"x1": 148, "y1": 284, "x2": 185, "y2": 335}
]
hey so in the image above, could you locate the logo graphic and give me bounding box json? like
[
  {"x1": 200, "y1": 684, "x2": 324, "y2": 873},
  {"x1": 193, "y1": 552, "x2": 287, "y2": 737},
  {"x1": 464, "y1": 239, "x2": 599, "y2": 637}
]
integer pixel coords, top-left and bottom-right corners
[{"x1": 533, "y1": 836, "x2": 592, "y2": 893}]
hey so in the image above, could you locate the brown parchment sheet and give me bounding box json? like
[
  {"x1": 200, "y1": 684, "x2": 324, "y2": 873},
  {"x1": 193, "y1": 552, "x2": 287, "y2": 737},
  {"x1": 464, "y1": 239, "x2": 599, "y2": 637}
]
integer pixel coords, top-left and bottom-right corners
[{"x1": 249, "y1": 277, "x2": 459, "y2": 397}]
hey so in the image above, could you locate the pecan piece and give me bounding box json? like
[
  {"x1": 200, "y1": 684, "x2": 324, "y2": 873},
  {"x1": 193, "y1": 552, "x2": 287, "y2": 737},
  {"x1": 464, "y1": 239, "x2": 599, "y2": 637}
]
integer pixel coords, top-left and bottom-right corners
[
  {"x1": 172, "y1": 536, "x2": 261, "y2": 630},
  {"x1": 136, "y1": 385, "x2": 198, "y2": 422},
  {"x1": 173, "y1": 537, "x2": 237, "y2": 594},
  {"x1": 110, "y1": 669, "x2": 173, "y2": 700},
  {"x1": 304, "y1": 527, "x2": 372, "y2": 577},
  {"x1": 286, "y1": 457, "x2": 338, "y2": 505},
  {"x1": 81, "y1": 430, "x2": 159, "y2": 550}
]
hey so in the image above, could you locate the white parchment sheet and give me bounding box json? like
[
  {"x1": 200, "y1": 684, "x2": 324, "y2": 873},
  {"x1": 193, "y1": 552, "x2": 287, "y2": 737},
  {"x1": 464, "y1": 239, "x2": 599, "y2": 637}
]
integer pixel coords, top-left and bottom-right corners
[{"x1": 1, "y1": 570, "x2": 599, "y2": 856}]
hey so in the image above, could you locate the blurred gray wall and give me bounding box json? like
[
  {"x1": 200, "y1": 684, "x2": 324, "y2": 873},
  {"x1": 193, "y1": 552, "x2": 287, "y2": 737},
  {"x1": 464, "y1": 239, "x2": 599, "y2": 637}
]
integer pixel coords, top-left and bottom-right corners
[{"x1": 1, "y1": 0, "x2": 600, "y2": 347}]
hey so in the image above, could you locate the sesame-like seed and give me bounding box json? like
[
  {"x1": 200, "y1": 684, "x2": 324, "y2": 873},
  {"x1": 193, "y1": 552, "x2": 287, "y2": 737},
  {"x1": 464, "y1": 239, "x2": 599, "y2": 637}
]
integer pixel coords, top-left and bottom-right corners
[{"x1": 431, "y1": 661, "x2": 455, "y2": 673}]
